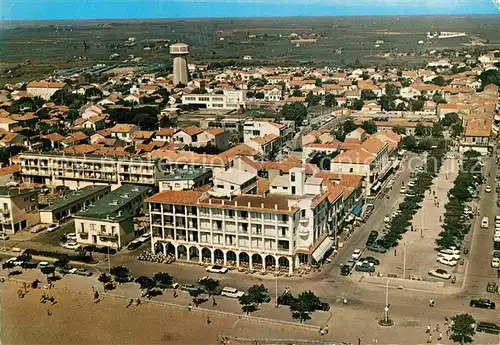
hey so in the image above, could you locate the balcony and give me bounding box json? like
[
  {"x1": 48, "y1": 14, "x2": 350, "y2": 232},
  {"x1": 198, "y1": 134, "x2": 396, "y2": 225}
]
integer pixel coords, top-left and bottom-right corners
[
  {"x1": 0, "y1": 218, "x2": 11, "y2": 224},
  {"x1": 99, "y1": 234, "x2": 118, "y2": 242},
  {"x1": 79, "y1": 232, "x2": 89, "y2": 240},
  {"x1": 0, "y1": 209, "x2": 10, "y2": 216}
]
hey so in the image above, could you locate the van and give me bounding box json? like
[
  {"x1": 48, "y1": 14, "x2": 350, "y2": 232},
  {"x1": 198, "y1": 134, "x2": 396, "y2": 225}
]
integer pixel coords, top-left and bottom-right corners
[
  {"x1": 400, "y1": 187, "x2": 406, "y2": 194},
  {"x1": 221, "y1": 287, "x2": 244, "y2": 298},
  {"x1": 481, "y1": 217, "x2": 489, "y2": 229}
]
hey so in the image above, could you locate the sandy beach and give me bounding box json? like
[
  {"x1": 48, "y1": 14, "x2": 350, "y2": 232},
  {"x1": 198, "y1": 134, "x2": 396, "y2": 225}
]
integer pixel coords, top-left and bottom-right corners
[{"x1": 1, "y1": 280, "x2": 326, "y2": 345}]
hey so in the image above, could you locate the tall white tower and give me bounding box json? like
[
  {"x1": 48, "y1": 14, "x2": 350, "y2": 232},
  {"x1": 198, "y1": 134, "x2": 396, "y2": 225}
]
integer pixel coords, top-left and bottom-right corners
[{"x1": 169, "y1": 42, "x2": 190, "y2": 86}]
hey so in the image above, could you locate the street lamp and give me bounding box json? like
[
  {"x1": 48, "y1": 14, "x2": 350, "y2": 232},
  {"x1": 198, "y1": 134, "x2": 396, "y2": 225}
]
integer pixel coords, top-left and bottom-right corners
[
  {"x1": 379, "y1": 278, "x2": 394, "y2": 327},
  {"x1": 107, "y1": 246, "x2": 111, "y2": 273}
]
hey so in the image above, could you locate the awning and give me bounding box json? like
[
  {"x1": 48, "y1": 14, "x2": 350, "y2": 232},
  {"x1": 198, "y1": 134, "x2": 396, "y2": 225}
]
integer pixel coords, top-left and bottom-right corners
[
  {"x1": 352, "y1": 206, "x2": 362, "y2": 216},
  {"x1": 392, "y1": 160, "x2": 401, "y2": 169},
  {"x1": 312, "y1": 236, "x2": 334, "y2": 262},
  {"x1": 371, "y1": 182, "x2": 381, "y2": 191}
]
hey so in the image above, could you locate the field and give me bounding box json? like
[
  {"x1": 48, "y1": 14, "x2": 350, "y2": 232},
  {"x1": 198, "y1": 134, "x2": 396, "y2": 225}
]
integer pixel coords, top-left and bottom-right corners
[{"x1": 1, "y1": 15, "x2": 500, "y2": 84}]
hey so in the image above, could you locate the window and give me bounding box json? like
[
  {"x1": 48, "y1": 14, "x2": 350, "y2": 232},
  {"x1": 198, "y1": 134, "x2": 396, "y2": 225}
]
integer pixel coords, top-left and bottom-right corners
[
  {"x1": 101, "y1": 225, "x2": 106, "y2": 233},
  {"x1": 81, "y1": 223, "x2": 85, "y2": 232},
  {"x1": 291, "y1": 186, "x2": 296, "y2": 194},
  {"x1": 111, "y1": 226, "x2": 116, "y2": 234},
  {"x1": 230, "y1": 185, "x2": 235, "y2": 190},
  {"x1": 301, "y1": 210, "x2": 306, "y2": 217},
  {"x1": 291, "y1": 173, "x2": 295, "y2": 182},
  {"x1": 349, "y1": 168, "x2": 354, "y2": 173}
]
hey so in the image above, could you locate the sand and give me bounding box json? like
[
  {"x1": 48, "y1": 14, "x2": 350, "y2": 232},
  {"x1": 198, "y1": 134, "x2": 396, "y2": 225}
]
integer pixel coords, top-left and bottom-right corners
[{"x1": 1, "y1": 280, "x2": 326, "y2": 345}]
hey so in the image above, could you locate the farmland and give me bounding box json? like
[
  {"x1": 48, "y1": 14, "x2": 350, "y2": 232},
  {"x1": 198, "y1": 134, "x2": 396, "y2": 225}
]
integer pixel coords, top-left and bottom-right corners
[{"x1": 1, "y1": 15, "x2": 499, "y2": 83}]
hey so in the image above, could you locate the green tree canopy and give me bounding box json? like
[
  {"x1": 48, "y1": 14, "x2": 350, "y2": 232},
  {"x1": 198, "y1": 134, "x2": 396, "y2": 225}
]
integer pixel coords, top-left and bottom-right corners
[
  {"x1": 450, "y1": 314, "x2": 476, "y2": 344},
  {"x1": 324, "y1": 94, "x2": 337, "y2": 107},
  {"x1": 430, "y1": 75, "x2": 448, "y2": 86},
  {"x1": 342, "y1": 119, "x2": 358, "y2": 134},
  {"x1": 280, "y1": 103, "x2": 307, "y2": 126},
  {"x1": 361, "y1": 120, "x2": 377, "y2": 134},
  {"x1": 478, "y1": 69, "x2": 500, "y2": 90}
]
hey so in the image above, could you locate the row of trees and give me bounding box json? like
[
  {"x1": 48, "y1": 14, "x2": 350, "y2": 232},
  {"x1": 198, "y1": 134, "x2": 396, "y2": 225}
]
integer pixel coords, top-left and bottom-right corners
[
  {"x1": 436, "y1": 150, "x2": 482, "y2": 249},
  {"x1": 378, "y1": 143, "x2": 446, "y2": 249}
]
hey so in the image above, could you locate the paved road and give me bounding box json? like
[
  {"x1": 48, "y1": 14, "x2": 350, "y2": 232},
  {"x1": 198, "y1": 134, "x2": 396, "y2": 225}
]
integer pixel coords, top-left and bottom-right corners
[{"x1": 461, "y1": 155, "x2": 499, "y2": 297}]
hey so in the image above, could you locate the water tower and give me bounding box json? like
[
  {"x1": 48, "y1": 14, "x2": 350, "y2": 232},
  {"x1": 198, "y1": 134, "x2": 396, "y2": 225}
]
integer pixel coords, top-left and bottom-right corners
[{"x1": 169, "y1": 42, "x2": 190, "y2": 86}]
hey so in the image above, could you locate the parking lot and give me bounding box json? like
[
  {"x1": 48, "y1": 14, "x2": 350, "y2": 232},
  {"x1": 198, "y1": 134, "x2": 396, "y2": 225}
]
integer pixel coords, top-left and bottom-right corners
[{"x1": 348, "y1": 156, "x2": 464, "y2": 285}]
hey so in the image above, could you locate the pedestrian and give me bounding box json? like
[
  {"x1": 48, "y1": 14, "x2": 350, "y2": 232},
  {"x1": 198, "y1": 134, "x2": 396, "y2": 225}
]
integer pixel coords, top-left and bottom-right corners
[
  {"x1": 212, "y1": 297, "x2": 217, "y2": 307},
  {"x1": 320, "y1": 328, "x2": 325, "y2": 336},
  {"x1": 206, "y1": 316, "x2": 211, "y2": 324},
  {"x1": 446, "y1": 327, "x2": 450, "y2": 336},
  {"x1": 126, "y1": 298, "x2": 133, "y2": 308},
  {"x1": 188, "y1": 303, "x2": 192, "y2": 311},
  {"x1": 438, "y1": 332, "x2": 442, "y2": 341},
  {"x1": 324, "y1": 325, "x2": 328, "y2": 334},
  {"x1": 426, "y1": 325, "x2": 431, "y2": 333},
  {"x1": 436, "y1": 324, "x2": 440, "y2": 332},
  {"x1": 47, "y1": 309, "x2": 52, "y2": 316},
  {"x1": 427, "y1": 334, "x2": 432, "y2": 344},
  {"x1": 173, "y1": 290, "x2": 178, "y2": 298},
  {"x1": 358, "y1": 337, "x2": 361, "y2": 345},
  {"x1": 94, "y1": 291, "x2": 99, "y2": 300},
  {"x1": 136, "y1": 298, "x2": 141, "y2": 306},
  {"x1": 394, "y1": 249, "x2": 397, "y2": 256}
]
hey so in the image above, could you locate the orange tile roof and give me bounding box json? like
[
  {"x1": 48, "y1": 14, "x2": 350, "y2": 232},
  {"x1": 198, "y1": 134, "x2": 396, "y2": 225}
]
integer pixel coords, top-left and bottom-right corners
[
  {"x1": 156, "y1": 128, "x2": 176, "y2": 136},
  {"x1": 206, "y1": 128, "x2": 225, "y2": 136},
  {"x1": 333, "y1": 148, "x2": 376, "y2": 164},
  {"x1": 218, "y1": 144, "x2": 259, "y2": 160},
  {"x1": 111, "y1": 124, "x2": 136, "y2": 133},
  {"x1": 27, "y1": 81, "x2": 66, "y2": 89},
  {"x1": 465, "y1": 116, "x2": 492, "y2": 137},
  {"x1": 360, "y1": 137, "x2": 386, "y2": 155},
  {"x1": 146, "y1": 190, "x2": 204, "y2": 205},
  {"x1": 0, "y1": 164, "x2": 21, "y2": 176},
  {"x1": 181, "y1": 125, "x2": 204, "y2": 136}
]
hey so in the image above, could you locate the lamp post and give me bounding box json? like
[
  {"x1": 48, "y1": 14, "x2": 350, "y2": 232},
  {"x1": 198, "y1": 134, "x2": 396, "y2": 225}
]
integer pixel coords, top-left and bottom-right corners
[
  {"x1": 107, "y1": 246, "x2": 111, "y2": 274},
  {"x1": 384, "y1": 279, "x2": 390, "y2": 322}
]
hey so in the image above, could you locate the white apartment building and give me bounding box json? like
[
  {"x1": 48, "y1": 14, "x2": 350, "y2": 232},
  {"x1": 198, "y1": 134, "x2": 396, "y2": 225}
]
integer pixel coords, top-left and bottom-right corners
[
  {"x1": 158, "y1": 169, "x2": 212, "y2": 192},
  {"x1": 20, "y1": 153, "x2": 156, "y2": 190},
  {"x1": 243, "y1": 120, "x2": 289, "y2": 143},
  {"x1": 146, "y1": 167, "x2": 340, "y2": 273},
  {"x1": 181, "y1": 89, "x2": 246, "y2": 110},
  {"x1": 0, "y1": 187, "x2": 40, "y2": 234},
  {"x1": 74, "y1": 184, "x2": 150, "y2": 249}
]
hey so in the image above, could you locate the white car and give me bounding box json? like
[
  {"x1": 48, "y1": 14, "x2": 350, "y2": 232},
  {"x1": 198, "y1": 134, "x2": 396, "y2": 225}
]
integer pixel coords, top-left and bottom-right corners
[
  {"x1": 47, "y1": 224, "x2": 60, "y2": 232},
  {"x1": 5, "y1": 257, "x2": 23, "y2": 266},
  {"x1": 221, "y1": 287, "x2": 244, "y2": 298},
  {"x1": 428, "y1": 268, "x2": 451, "y2": 280},
  {"x1": 0, "y1": 233, "x2": 9, "y2": 240},
  {"x1": 140, "y1": 232, "x2": 152, "y2": 241},
  {"x1": 62, "y1": 242, "x2": 81, "y2": 250},
  {"x1": 437, "y1": 256, "x2": 458, "y2": 267},
  {"x1": 485, "y1": 185, "x2": 492, "y2": 193},
  {"x1": 438, "y1": 252, "x2": 461, "y2": 261},
  {"x1": 66, "y1": 233, "x2": 77, "y2": 240},
  {"x1": 384, "y1": 216, "x2": 391, "y2": 223},
  {"x1": 400, "y1": 187, "x2": 406, "y2": 194},
  {"x1": 352, "y1": 249, "x2": 362, "y2": 260},
  {"x1": 492, "y1": 258, "x2": 500, "y2": 268},
  {"x1": 205, "y1": 265, "x2": 228, "y2": 274}
]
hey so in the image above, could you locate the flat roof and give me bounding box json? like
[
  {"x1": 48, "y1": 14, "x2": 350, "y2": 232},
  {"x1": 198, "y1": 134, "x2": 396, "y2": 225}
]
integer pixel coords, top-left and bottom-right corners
[
  {"x1": 158, "y1": 168, "x2": 212, "y2": 182},
  {"x1": 20, "y1": 152, "x2": 155, "y2": 163},
  {"x1": 40, "y1": 185, "x2": 110, "y2": 212},
  {"x1": 75, "y1": 184, "x2": 150, "y2": 220},
  {"x1": 0, "y1": 187, "x2": 37, "y2": 198}
]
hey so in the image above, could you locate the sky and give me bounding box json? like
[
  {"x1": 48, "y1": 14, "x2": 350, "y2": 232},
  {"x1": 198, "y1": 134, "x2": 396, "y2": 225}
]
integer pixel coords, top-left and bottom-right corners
[{"x1": 2, "y1": 0, "x2": 499, "y2": 21}]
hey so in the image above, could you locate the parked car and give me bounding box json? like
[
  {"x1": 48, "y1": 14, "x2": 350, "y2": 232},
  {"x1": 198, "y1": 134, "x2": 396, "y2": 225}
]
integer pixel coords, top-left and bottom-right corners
[
  {"x1": 62, "y1": 242, "x2": 81, "y2": 250},
  {"x1": 428, "y1": 268, "x2": 451, "y2": 280},
  {"x1": 127, "y1": 241, "x2": 143, "y2": 250},
  {"x1": 58, "y1": 267, "x2": 76, "y2": 275},
  {"x1": 491, "y1": 257, "x2": 500, "y2": 268},
  {"x1": 486, "y1": 282, "x2": 498, "y2": 293},
  {"x1": 66, "y1": 233, "x2": 77, "y2": 240},
  {"x1": 21, "y1": 261, "x2": 39, "y2": 269},
  {"x1": 438, "y1": 252, "x2": 461, "y2": 261},
  {"x1": 485, "y1": 185, "x2": 492, "y2": 193},
  {"x1": 469, "y1": 298, "x2": 496, "y2": 309},
  {"x1": 0, "y1": 233, "x2": 9, "y2": 240},
  {"x1": 181, "y1": 284, "x2": 201, "y2": 293},
  {"x1": 438, "y1": 247, "x2": 460, "y2": 256},
  {"x1": 493, "y1": 251, "x2": 500, "y2": 259},
  {"x1": 367, "y1": 244, "x2": 387, "y2": 253},
  {"x1": 361, "y1": 256, "x2": 380, "y2": 265},
  {"x1": 75, "y1": 268, "x2": 93, "y2": 276},
  {"x1": 351, "y1": 249, "x2": 362, "y2": 260},
  {"x1": 437, "y1": 256, "x2": 458, "y2": 267},
  {"x1": 140, "y1": 232, "x2": 152, "y2": 241},
  {"x1": 355, "y1": 261, "x2": 375, "y2": 273},
  {"x1": 340, "y1": 264, "x2": 351, "y2": 276},
  {"x1": 114, "y1": 275, "x2": 135, "y2": 283},
  {"x1": 205, "y1": 265, "x2": 228, "y2": 274},
  {"x1": 220, "y1": 287, "x2": 244, "y2": 298},
  {"x1": 6, "y1": 257, "x2": 23, "y2": 266},
  {"x1": 37, "y1": 261, "x2": 55, "y2": 270},
  {"x1": 366, "y1": 231, "x2": 378, "y2": 246},
  {"x1": 475, "y1": 322, "x2": 499, "y2": 335},
  {"x1": 47, "y1": 224, "x2": 60, "y2": 232}
]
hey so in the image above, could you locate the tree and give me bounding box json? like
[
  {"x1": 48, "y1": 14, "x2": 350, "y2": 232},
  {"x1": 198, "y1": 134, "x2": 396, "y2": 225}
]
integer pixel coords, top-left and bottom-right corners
[
  {"x1": 255, "y1": 92, "x2": 265, "y2": 99},
  {"x1": 50, "y1": 89, "x2": 75, "y2": 106},
  {"x1": 198, "y1": 277, "x2": 220, "y2": 296},
  {"x1": 431, "y1": 75, "x2": 448, "y2": 86},
  {"x1": 478, "y1": 69, "x2": 500, "y2": 89},
  {"x1": 153, "y1": 272, "x2": 173, "y2": 288},
  {"x1": 414, "y1": 122, "x2": 428, "y2": 137},
  {"x1": 450, "y1": 122, "x2": 464, "y2": 138},
  {"x1": 110, "y1": 265, "x2": 129, "y2": 279},
  {"x1": 401, "y1": 136, "x2": 417, "y2": 152},
  {"x1": 432, "y1": 92, "x2": 446, "y2": 104},
  {"x1": 40, "y1": 265, "x2": 56, "y2": 283},
  {"x1": 361, "y1": 120, "x2": 377, "y2": 134},
  {"x1": 450, "y1": 314, "x2": 476, "y2": 344},
  {"x1": 409, "y1": 99, "x2": 424, "y2": 112},
  {"x1": 315, "y1": 78, "x2": 322, "y2": 87},
  {"x1": 135, "y1": 276, "x2": 156, "y2": 291},
  {"x1": 360, "y1": 89, "x2": 377, "y2": 100},
  {"x1": 246, "y1": 284, "x2": 270, "y2": 304},
  {"x1": 392, "y1": 125, "x2": 406, "y2": 135},
  {"x1": 98, "y1": 273, "x2": 112, "y2": 290},
  {"x1": 342, "y1": 119, "x2": 358, "y2": 134},
  {"x1": 431, "y1": 122, "x2": 444, "y2": 138},
  {"x1": 305, "y1": 91, "x2": 321, "y2": 107},
  {"x1": 239, "y1": 293, "x2": 259, "y2": 314},
  {"x1": 289, "y1": 290, "x2": 321, "y2": 323},
  {"x1": 441, "y1": 113, "x2": 460, "y2": 127},
  {"x1": 324, "y1": 94, "x2": 337, "y2": 107},
  {"x1": 350, "y1": 98, "x2": 364, "y2": 110},
  {"x1": 246, "y1": 91, "x2": 254, "y2": 98},
  {"x1": 84, "y1": 87, "x2": 103, "y2": 101},
  {"x1": 189, "y1": 288, "x2": 205, "y2": 306},
  {"x1": 281, "y1": 103, "x2": 307, "y2": 126},
  {"x1": 291, "y1": 89, "x2": 302, "y2": 97},
  {"x1": 54, "y1": 254, "x2": 70, "y2": 268}
]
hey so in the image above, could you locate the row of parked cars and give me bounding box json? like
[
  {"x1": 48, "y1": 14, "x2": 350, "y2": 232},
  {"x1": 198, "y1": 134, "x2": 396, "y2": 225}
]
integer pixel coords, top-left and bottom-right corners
[
  {"x1": 492, "y1": 216, "x2": 500, "y2": 268},
  {"x1": 4, "y1": 257, "x2": 93, "y2": 276}
]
